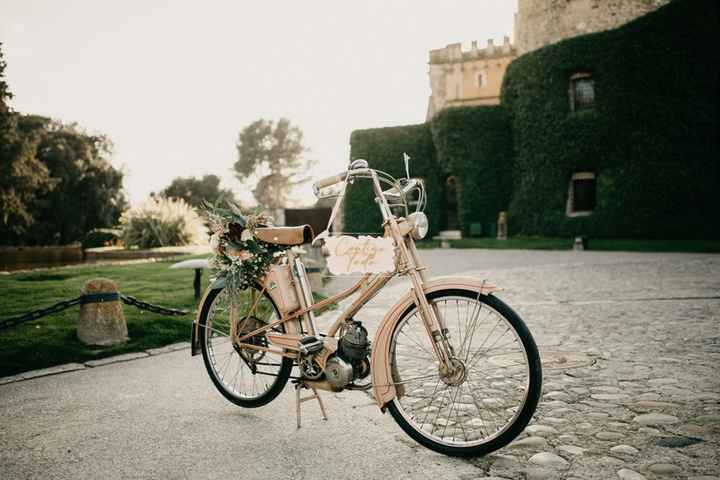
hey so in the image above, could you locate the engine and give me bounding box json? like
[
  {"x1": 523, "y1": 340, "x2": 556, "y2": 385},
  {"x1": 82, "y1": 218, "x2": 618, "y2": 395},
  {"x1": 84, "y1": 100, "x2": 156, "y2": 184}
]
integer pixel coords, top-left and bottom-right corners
[{"x1": 325, "y1": 320, "x2": 371, "y2": 389}]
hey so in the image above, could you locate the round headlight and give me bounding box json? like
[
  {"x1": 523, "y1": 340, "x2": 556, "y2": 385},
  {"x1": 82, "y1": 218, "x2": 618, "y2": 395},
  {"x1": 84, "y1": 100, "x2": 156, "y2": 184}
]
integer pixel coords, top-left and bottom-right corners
[{"x1": 407, "y1": 212, "x2": 429, "y2": 240}]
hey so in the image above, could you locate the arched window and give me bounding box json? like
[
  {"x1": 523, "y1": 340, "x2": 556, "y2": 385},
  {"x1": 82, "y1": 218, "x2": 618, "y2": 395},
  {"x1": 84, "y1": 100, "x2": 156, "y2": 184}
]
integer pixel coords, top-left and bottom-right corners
[{"x1": 445, "y1": 176, "x2": 459, "y2": 230}]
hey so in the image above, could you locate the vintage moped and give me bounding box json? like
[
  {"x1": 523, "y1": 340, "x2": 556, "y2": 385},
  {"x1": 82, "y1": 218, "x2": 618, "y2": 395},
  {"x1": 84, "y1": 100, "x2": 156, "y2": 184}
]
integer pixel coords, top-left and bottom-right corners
[{"x1": 191, "y1": 159, "x2": 542, "y2": 457}]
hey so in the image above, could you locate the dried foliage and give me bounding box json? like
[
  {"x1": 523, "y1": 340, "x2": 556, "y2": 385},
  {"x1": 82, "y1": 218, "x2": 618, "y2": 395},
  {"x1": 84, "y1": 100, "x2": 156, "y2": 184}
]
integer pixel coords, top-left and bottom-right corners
[{"x1": 120, "y1": 197, "x2": 203, "y2": 249}]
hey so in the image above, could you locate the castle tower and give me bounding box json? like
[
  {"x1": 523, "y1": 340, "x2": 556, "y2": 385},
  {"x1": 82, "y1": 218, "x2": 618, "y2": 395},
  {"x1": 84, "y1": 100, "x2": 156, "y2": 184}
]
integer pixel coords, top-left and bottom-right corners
[
  {"x1": 426, "y1": 36, "x2": 516, "y2": 121},
  {"x1": 514, "y1": 0, "x2": 672, "y2": 54}
]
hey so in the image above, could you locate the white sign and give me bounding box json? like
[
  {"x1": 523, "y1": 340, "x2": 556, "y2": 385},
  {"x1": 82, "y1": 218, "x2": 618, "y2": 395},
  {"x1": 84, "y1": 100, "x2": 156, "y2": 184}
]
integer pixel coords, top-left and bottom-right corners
[{"x1": 325, "y1": 235, "x2": 395, "y2": 275}]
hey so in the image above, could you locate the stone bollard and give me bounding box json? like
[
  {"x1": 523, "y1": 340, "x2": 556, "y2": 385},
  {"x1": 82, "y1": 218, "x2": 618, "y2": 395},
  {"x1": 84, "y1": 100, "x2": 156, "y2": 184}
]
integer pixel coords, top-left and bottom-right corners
[
  {"x1": 77, "y1": 278, "x2": 128, "y2": 346},
  {"x1": 573, "y1": 236, "x2": 588, "y2": 251},
  {"x1": 497, "y1": 211, "x2": 508, "y2": 240}
]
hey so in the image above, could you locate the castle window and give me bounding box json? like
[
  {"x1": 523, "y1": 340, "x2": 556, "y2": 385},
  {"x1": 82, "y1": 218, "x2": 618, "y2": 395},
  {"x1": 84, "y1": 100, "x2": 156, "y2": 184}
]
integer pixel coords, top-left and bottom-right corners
[
  {"x1": 566, "y1": 172, "x2": 596, "y2": 216},
  {"x1": 477, "y1": 73, "x2": 485, "y2": 88},
  {"x1": 569, "y1": 72, "x2": 594, "y2": 111}
]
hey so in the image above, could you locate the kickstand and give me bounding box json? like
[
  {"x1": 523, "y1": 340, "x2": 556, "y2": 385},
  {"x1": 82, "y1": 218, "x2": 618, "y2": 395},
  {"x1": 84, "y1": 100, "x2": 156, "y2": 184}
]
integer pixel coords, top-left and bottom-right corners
[{"x1": 295, "y1": 383, "x2": 328, "y2": 429}]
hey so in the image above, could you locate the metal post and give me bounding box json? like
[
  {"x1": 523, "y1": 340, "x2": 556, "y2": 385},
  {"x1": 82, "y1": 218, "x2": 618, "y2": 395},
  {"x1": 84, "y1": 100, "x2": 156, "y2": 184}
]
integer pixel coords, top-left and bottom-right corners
[{"x1": 193, "y1": 269, "x2": 202, "y2": 300}]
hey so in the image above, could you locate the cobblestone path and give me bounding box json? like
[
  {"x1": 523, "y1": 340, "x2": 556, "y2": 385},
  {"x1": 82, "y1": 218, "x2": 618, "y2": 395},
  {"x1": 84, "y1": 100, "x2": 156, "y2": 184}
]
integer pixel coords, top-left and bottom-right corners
[{"x1": 322, "y1": 251, "x2": 720, "y2": 479}]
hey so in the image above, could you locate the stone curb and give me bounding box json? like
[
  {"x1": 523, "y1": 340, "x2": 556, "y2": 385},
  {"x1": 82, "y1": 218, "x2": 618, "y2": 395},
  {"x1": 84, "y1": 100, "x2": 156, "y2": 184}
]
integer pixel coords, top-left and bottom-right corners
[
  {"x1": 0, "y1": 342, "x2": 191, "y2": 386},
  {"x1": 84, "y1": 352, "x2": 150, "y2": 367},
  {"x1": 146, "y1": 342, "x2": 191, "y2": 356}
]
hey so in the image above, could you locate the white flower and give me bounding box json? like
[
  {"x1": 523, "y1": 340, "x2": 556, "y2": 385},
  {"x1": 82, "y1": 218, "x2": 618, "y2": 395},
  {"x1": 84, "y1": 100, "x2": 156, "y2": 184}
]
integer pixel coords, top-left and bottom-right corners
[
  {"x1": 209, "y1": 233, "x2": 221, "y2": 252},
  {"x1": 210, "y1": 221, "x2": 225, "y2": 235},
  {"x1": 240, "y1": 229, "x2": 254, "y2": 241}
]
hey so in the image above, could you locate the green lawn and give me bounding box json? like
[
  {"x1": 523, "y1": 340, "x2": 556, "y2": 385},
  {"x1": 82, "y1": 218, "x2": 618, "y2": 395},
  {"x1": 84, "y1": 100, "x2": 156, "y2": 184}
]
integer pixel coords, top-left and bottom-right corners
[
  {"x1": 584, "y1": 239, "x2": 720, "y2": 253},
  {"x1": 451, "y1": 237, "x2": 573, "y2": 250},
  {"x1": 0, "y1": 257, "x2": 333, "y2": 378},
  {"x1": 0, "y1": 258, "x2": 204, "y2": 377},
  {"x1": 417, "y1": 237, "x2": 720, "y2": 253}
]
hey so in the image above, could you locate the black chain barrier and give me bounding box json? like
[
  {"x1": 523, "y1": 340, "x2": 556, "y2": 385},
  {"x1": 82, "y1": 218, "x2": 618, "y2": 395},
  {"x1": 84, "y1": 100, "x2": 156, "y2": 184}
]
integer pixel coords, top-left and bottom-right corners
[
  {"x1": 120, "y1": 295, "x2": 188, "y2": 316},
  {"x1": 0, "y1": 297, "x2": 83, "y2": 331},
  {"x1": 0, "y1": 293, "x2": 188, "y2": 331}
]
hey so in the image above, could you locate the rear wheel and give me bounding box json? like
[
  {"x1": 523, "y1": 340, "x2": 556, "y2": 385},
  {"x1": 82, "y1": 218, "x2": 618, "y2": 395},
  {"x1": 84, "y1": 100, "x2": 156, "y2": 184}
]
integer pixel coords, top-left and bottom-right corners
[
  {"x1": 386, "y1": 289, "x2": 542, "y2": 457},
  {"x1": 198, "y1": 285, "x2": 292, "y2": 408}
]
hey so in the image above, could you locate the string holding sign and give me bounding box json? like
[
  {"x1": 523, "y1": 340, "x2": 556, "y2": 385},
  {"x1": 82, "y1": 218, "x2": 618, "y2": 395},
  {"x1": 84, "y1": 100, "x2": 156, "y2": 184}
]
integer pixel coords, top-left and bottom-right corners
[{"x1": 325, "y1": 235, "x2": 395, "y2": 275}]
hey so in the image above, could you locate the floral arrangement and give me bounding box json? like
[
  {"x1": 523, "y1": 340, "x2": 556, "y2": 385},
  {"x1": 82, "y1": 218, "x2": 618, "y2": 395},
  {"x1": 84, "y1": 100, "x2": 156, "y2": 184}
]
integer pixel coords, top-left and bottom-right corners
[{"x1": 199, "y1": 201, "x2": 287, "y2": 292}]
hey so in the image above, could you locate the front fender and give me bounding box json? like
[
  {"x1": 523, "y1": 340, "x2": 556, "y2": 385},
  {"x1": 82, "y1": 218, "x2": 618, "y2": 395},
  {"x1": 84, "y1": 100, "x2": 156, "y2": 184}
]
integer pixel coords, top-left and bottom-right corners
[
  {"x1": 370, "y1": 276, "x2": 498, "y2": 409},
  {"x1": 190, "y1": 277, "x2": 225, "y2": 356}
]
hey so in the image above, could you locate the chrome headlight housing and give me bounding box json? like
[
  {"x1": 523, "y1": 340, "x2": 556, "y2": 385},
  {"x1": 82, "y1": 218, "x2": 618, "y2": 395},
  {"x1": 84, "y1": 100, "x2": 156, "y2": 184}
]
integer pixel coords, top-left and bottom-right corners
[{"x1": 407, "y1": 212, "x2": 429, "y2": 240}]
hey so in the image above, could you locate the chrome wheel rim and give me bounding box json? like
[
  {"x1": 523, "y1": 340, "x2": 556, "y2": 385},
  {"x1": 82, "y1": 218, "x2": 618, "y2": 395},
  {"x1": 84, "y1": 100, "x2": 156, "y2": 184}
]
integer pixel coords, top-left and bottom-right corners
[{"x1": 389, "y1": 296, "x2": 531, "y2": 447}]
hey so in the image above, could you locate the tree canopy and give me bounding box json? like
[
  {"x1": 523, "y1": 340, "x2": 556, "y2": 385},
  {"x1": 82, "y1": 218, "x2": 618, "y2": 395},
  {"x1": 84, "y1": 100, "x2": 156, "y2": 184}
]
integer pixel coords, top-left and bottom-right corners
[
  {"x1": 0, "y1": 43, "x2": 54, "y2": 244},
  {"x1": 234, "y1": 118, "x2": 312, "y2": 210},
  {"x1": 1, "y1": 43, "x2": 127, "y2": 246},
  {"x1": 15, "y1": 116, "x2": 127, "y2": 245},
  {"x1": 159, "y1": 174, "x2": 235, "y2": 208}
]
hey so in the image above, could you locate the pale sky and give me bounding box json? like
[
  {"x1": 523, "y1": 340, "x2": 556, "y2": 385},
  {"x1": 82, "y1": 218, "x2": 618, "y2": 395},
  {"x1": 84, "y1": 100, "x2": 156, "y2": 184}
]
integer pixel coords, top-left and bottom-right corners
[{"x1": 1, "y1": 0, "x2": 516, "y2": 207}]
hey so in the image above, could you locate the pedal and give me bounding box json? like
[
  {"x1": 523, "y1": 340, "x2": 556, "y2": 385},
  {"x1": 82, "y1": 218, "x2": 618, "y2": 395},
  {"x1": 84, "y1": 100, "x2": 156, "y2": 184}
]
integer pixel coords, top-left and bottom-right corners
[
  {"x1": 295, "y1": 383, "x2": 328, "y2": 429},
  {"x1": 298, "y1": 335, "x2": 324, "y2": 355}
]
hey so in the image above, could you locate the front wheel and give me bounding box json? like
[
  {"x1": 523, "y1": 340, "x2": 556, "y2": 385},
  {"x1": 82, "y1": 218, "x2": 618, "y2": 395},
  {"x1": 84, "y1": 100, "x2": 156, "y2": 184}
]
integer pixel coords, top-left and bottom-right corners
[{"x1": 386, "y1": 289, "x2": 542, "y2": 457}]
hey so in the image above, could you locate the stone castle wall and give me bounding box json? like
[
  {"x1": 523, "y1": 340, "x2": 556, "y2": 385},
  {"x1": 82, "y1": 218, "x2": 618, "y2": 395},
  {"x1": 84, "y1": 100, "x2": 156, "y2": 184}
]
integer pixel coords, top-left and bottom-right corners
[
  {"x1": 426, "y1": 38, "x2": 516, "y2": 120},
  {"x1": 514, "y1": 0, "x2": 671, "y2": 54}
]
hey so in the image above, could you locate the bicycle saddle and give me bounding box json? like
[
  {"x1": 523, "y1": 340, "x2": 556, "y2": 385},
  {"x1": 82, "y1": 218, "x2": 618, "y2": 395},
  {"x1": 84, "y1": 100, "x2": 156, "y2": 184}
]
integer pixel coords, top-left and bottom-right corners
[{"x1": 254, "y1": 225, "x2": 314, "y2": 246}]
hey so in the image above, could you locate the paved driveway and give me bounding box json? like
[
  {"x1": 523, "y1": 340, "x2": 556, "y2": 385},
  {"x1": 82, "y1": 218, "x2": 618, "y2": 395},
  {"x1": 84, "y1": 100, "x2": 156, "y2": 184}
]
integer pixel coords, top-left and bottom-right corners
[{"x1": 1, "y1": 250, "x2": 718, "y2": 479}]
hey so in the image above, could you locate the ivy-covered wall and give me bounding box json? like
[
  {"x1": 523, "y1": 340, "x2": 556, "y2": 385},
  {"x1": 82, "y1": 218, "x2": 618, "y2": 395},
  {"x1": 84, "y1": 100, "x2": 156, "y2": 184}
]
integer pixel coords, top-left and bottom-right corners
[
  {"x1": 502, "y1": 0, "x2": 719, "y2": 239},
  {"x1": 432, "y1": 106, "x2": 513, "y2": 236},
  {"x1": 347, "y1": 124, "x2": 443, "y2": 236},
  {"x1": 347, "y1": 0, "x2": 718, "y2": 240}
]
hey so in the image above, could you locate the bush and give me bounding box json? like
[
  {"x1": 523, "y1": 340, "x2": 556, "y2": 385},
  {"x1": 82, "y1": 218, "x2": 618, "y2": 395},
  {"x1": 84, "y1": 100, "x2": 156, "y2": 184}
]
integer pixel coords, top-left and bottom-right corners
[
  {"x1": 346, "y1": 109, "x2": 513, "y2": 238},
  {"x1": 346, "y1": 123, "x2": 443, "y2": 236},
  {"x1": 82, "y1": 229, "x2": 121, "y2": 249},
  {"x1": 120, "y1": 197, "x2": 203, "y2": 249},
  {"x1": 431, "y1": 106, "x2": 513, "y2": 236}
]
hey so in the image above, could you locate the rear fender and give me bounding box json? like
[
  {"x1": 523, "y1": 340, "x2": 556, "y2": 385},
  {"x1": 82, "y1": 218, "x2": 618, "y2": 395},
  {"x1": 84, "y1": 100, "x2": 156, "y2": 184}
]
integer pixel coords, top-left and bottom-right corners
[{"x1": 370, "y1": 276, "x2": 498, "y2": 409}]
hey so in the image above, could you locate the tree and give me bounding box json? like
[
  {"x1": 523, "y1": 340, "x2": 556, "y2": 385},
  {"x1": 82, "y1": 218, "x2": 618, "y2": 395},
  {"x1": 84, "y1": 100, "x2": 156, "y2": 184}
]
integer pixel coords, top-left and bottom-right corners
[
  {"x1": 159, "y1": 174, "x2": 235, "y2": 208},
  {"x1": 0, "y1": 43, "x2": 54, "y2": 245},
  {"x1": 16, "y1": 115, "x2": 127, "y2": 245},
  {"x1": 234, "y1": 118, "x2": 312, "y2": 210}
]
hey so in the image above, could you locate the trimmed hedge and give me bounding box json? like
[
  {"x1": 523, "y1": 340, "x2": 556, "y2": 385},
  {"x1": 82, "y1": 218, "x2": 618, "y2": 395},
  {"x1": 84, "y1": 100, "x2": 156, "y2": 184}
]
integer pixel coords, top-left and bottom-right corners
[
  {"x1": 502, "y1": 0, "x2": 719, "y2": 239},
  {"x1": 432, "y1": 106, "x2": 513, "y2": 236},
  {"x1": 347, "y1": 124, "x2": 443, "y2": 235},
  {"x1": 346, "y1": 108, "x2": 512, "y2": 237}
]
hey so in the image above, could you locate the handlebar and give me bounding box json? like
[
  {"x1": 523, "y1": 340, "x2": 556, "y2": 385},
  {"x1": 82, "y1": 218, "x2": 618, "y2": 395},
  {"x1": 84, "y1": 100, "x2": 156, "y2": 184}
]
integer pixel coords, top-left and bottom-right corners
[
  {"x1": 312, "y1": 171, "x2": 347, "y2": 197},
  {"x1": 382, "y1": 178, "x2": 420, "y2": 200}
]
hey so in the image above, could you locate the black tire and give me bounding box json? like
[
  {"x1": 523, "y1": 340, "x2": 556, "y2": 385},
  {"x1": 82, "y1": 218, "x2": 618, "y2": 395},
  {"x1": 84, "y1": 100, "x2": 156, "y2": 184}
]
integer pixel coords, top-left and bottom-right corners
[
  {"x1": 386, "y1": 289, "x2": 542, "y2": 457},
  {"x1": 198, "y1": 285, "x2": 293, "y2": 408}
]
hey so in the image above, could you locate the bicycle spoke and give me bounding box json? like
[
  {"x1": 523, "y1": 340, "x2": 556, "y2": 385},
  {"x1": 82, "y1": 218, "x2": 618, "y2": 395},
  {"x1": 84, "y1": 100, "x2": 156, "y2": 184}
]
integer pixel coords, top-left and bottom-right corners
[{"x1": 398, "y1": 327, "x2": 435, "y2": 358}]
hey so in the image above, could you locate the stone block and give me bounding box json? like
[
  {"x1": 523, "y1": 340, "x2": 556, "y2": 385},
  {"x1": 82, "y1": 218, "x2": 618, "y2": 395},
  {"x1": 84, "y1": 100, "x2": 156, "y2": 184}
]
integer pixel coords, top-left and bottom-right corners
[{"x1": 77, "y1": 278, "x2": 128, "y2": 346}]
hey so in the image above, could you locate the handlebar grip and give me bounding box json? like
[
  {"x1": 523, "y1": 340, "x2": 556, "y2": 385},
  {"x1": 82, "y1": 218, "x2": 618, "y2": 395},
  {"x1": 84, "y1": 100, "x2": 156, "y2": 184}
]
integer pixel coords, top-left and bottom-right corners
[{"x1": 312, "y1": 172, "x2": 346, "y2": 194}]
